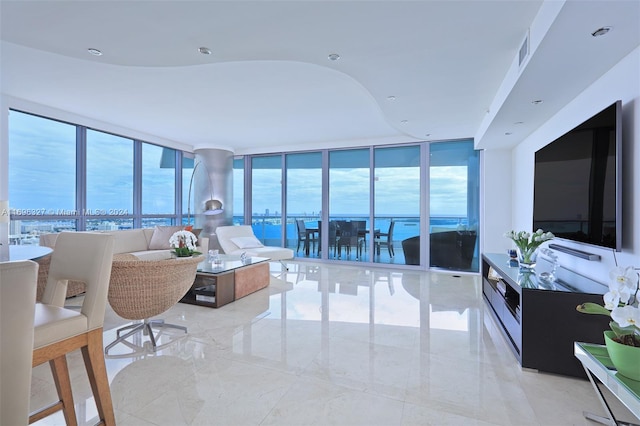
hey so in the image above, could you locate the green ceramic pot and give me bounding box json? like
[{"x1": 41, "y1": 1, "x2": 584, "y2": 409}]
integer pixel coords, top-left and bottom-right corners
[{"x1": 604, "y1": 330, "x2": 640, "y2": 381}]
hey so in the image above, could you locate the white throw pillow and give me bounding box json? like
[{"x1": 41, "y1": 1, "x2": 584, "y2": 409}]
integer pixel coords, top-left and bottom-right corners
[
  {"x1": 148, "y1": 225, "x2": 185, "y2": 250},
  {"x1": 230, "y1": 236, "x2": 264, "y2": 249}
]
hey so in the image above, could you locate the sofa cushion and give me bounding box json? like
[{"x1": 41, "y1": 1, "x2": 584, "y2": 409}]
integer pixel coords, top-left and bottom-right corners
[
  {"x1": 224, "y1": 246, "x2": 293, "y2": 261},
  {"x1": 216, "y1": 225, "x2": 255, "y2": 254},
  {"x1": 129, "y1": 250, "x2": 173, "y2": 261},
  {"x1": 216, "y1": 225, "x2": 293, "y2": 261},
  {"x1": 148, "y1": 226, "x2": 184, "y2": 250},
  {"x1": 230, "y1": 236, "x2": 264, "y2": 249},
  {"x1": 110, "y1": 229, "x2": 149, "y2": 254}
]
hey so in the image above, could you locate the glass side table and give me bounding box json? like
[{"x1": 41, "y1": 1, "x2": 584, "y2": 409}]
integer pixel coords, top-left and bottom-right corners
[{"x1": 574, "y1": 342, "x2": 640, "y2": 426}]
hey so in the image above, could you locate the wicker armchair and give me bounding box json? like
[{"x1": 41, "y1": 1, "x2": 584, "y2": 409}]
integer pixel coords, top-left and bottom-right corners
[{"x1": 105, "y1": 254, "x2": 202, "y2": 354}]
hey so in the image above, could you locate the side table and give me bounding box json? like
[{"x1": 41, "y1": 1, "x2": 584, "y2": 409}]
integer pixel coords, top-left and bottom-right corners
[
  {"x1": 574, "y1": 342, "x2": 640, "y2": 425},
  {"x1": 180, "y1": 255, "x2": 270, "y2": 308}
]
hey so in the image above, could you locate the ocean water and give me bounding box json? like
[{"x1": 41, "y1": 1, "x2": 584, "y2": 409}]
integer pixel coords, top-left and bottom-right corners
[{"x1": 245, "y1": 216, "x2": 469, "y2": 245}]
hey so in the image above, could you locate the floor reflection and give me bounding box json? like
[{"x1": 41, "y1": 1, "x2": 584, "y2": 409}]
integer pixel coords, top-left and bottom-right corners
[{"x1": 31, "y1": 261, "x2": 607, "y2": 425}]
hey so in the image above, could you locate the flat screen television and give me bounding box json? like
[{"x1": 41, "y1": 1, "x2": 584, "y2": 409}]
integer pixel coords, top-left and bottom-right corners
[{"x1": 533, "y1": 100, "x2": 622, "y2": 252}]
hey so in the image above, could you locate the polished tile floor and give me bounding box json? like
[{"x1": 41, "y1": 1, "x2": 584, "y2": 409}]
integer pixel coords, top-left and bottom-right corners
[{"x1": 30, "y1": 261, "x2": 629, "y2": 425}]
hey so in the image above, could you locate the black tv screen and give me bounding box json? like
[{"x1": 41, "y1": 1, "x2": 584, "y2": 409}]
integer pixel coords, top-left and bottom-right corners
[{"x1": 533, "y1": 100, "x2": 622, "y2": 251}]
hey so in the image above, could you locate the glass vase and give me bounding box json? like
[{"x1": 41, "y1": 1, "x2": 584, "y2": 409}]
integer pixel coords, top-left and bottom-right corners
[{"x1": 517, "y1": 247, "x2": 538, "y2": 270}]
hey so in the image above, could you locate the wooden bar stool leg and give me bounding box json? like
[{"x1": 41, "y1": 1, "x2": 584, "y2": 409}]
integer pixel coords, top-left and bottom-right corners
[
  {"x1": 49, "y1": 355, "x2": 78, "y2": 426},
  {"x1": 81, "y1": 329, "x2": 115, "y2": 426}
]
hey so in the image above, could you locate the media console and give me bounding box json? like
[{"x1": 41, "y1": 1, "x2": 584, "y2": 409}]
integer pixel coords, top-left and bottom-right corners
[{"x1": 482, "y1": 253, "x2": 611, "y2": 378}]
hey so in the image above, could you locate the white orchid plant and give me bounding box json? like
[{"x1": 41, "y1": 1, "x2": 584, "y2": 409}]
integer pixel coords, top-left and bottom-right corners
[
  {"x1": 169, "y1": 230, "x2": 201, "y2": 257},
  {"x1": 577, "y1": 266, "x2": 640, "y2": 347}
]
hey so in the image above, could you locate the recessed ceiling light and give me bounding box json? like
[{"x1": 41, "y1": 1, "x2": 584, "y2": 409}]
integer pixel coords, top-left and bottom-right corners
[
  {"x1": 400, "y1": 120, "x2": 408, "y2": 124},
  {"x1": 591, "y1": 26, "x2": 612, "y2": 37},
  {"x1": 87, "y1": 48, "x2": 102, "y2": 56},
  {"x1": 198, "y1": 47, "x2": 212, "y2": 55},
  {"x1": 531, "y1": 100, "x2": 544, "y2": 105},
  {"x1": 514, "y1": 121, "x2": 524, "y2": 125},
  {"x1": 328, "y1": 53, "x2": 340, "y2": 61},
  {"x1": 387, "y1": 96, "x2": 397, "y2": 101}
]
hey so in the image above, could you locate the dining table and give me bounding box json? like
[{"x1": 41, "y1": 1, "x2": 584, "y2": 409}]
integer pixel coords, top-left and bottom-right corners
[{"x1": 0, "y1": 245, "x2": 52, "y2": 262}]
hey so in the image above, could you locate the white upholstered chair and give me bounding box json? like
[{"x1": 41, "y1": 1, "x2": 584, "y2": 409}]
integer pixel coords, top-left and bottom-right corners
[
  {"x1": 216, "y1": 225, "x2": 294, "y2": 270},
  {"x1": 1, "y1": 260, "x2": 38, "y2": 426},
  {"x1": 31, "y1": 232, "x2": 115, "y2": 425}
]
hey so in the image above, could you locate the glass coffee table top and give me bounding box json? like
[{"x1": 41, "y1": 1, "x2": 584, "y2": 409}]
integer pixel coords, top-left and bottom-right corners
[{"x1": 197, "y1": 254, "x2": 270, "y2": 275}]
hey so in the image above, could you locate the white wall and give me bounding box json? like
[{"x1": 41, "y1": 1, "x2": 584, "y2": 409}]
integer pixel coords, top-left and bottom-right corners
[
  {"x1": 481, "y1": 148, "x2": 512, "y2": 255},
  {"x1": 506, "y1": 46, "x2": 640, "y2": 284}
]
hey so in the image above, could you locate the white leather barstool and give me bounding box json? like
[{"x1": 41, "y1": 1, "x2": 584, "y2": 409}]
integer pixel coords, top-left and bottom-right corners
[
  {"x1": 0, "y1": 260, "x2": 38, "y2": 426},
  {"x1": 30, "y1": 232, "x2": 115, "y2": 425}
]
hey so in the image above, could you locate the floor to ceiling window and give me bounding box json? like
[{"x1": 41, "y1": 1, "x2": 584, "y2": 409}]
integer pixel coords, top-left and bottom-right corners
[
  {"x1": 251, "y1": 155, "x2": 283, "y2": 246},
  {"x1": 182, "y1": 156, "x2": 194, "y2": 228},
  {"x1": 373, "y1": 145, "x2": 421, "y2": 266},
  {"x1": 7, "y1": 110, "x2": 184, "y2": 242},
  {"x1": 86, "y1": 129, "x2": 134, "y2": 230},
  {"x1": 285, "y1": 152, "x2": 322, "y2": 257},
  {"x1": 237, "y1": 140, "x2": 480, "y2": 272},
  {"x1": 141, "y1": 143, "x2": 176, "y2": 228},
  {"x1": 8, "y1": 111, "x2": 77, "y2": 242},
  {"x1": 8, "y1": 107, "x2": 480, "y2": 273},
  {"x1": 328, "y1": 149, "x2": 370, "y2": 262},
  {"x1": 233, "y1": 157, "x2": 245, "y2": 225},
  {"x1": 428, "y1": 140, "x2": 480, "y2": 272}
]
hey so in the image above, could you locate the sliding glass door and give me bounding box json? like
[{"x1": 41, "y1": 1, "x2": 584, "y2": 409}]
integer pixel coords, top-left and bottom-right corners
[
  {"x1": 286, "y1": 152, "x2": 322, "y2": 257},
  {"x1": 429, "y1": 140, "x2": 479, "y2": 272},
  {"x1": 328, "y1": 149, "x2": 370, "y2": 262},
  {"x1": 233, "y1": 157, "x2": 245, "y2": 225},
  {"x1": 251, "y1": 155, "x2": 283, "y2": 245},
  {"x1": 237, "y1": 140, "x2": 480, "y2": 272},
  {"x1": 373, "y1": 145, "x2": 421, "y2": 265}
]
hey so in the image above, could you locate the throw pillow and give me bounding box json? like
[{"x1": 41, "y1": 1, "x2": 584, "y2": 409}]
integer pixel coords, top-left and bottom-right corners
[
  {"x1": 230, "y1": 236, "x2": 264, "y2": 249},
  {"x1": 148, "y1": 225, "x2": 184, "y2": 250}
]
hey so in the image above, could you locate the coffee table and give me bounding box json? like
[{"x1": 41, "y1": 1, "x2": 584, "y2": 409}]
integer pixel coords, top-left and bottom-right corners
[{"x1": 180, "y1": 255, "x2": 270, "y2": 308}]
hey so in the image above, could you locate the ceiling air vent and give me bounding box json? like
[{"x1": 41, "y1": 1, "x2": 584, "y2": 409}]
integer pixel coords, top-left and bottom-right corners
[{"x1": 519, "y1": 30, "x2": 530, "y2": 68}]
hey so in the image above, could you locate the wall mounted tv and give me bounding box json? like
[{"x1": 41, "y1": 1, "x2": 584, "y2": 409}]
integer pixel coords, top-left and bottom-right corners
[{"x1": 533, "y1": 100, "x2": 622, "y2": 252}]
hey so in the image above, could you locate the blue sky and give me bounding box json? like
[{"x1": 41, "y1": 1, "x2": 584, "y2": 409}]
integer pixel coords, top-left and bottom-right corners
[{"x1": 8, "y1": 110, "x2": 472, "y2": 218}]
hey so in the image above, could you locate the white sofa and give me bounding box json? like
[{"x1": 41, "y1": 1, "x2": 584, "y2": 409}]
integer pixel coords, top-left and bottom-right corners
[
  {"x1": 37, "y1": 227, "x2": 208, "y2": 300},
  {"x1": 215, "y1": 225, "x2": 293, "y2": 267},
  {"x1": 105, "y1": 227, "x2": 209, "y2": 260},
  {"x1": 41, "y1": 226, "x2": 209, "y2": 260}
]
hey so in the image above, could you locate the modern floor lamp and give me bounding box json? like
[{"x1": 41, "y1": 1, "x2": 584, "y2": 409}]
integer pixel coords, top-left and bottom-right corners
[{"x1": 186, "y1": 161, "x2": 224, "y2": 227}]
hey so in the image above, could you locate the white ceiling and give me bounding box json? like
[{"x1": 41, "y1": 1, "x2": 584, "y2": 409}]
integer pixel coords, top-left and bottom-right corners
[{"x1": 1, "y1": 1, "x2": 639, "y2": 154}]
